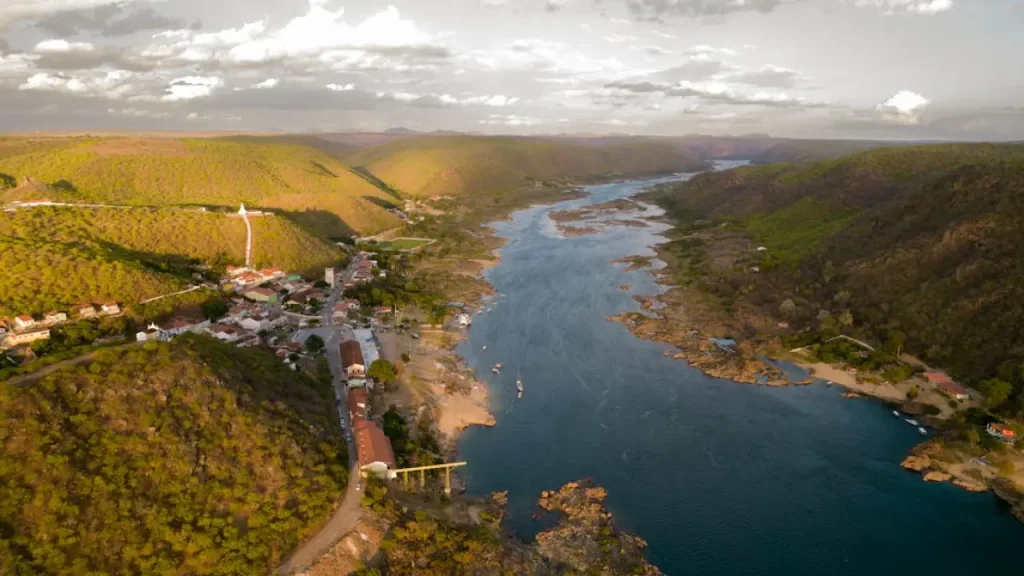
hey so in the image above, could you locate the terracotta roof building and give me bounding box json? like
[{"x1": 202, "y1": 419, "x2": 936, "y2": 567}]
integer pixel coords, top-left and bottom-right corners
[
  {"x1": 355, "y1": 419, "x2": 395, "y2": 477},
  {"x1": 924, "y1": 372, "x2": 969, "y2": 400},
  {"x1": 340, "y1": 339, "x2": 365, "y2": 378},
  {"x1": 347, "y1": 387, "x2": 369, "y2": 422}
]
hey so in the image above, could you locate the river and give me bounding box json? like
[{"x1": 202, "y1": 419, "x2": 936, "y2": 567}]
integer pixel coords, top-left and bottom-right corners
[{"x1": 455, "y1": 167, "x2": 1024, "y2": 575}]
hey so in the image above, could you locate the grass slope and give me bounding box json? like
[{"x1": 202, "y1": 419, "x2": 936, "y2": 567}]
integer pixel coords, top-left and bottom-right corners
[
  {"x1": 0, "y1": 206, "x2": 343, "y2": 317},
  {"x1": 0, "y1": 335, "x2": 347, "y2": 576},
  {"x1": 348, "y1": 136, "x2": 706, "y2": 197},
  {"x1": 647, "y1": 143, "x2": 1024, "y2": 401},
  {"x1": 0, "y1": 136, "x2": 400, "y2": 235}
]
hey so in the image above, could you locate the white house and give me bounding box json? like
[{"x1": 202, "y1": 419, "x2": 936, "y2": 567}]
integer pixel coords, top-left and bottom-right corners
[
  {"x1": 44, "y1": 311, "x2": 68, "y2": 324},
  {"x1": 355, "y1": 419, "x2": 395, "y2": 479},
  {"x1": 101, "y1": 302, "x2": 121, "y2": 315},
  {"x1": 14, "y1": 315, "x2": 35, "y2": 331},
  {"x1": 207, "y1": 324, "x2": 242, "y2": 343},
  {"x1": 457, "y1": 314, "x2": 472, "y2": 328},
  {"x1": 151, "y1": 316, "x2": 210, "y2": 340}
]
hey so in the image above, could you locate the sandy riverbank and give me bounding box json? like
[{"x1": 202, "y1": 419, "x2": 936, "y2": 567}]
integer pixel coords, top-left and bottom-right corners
[{"x1": 375, "y1": 328, "x2": 494, "y2": 449}]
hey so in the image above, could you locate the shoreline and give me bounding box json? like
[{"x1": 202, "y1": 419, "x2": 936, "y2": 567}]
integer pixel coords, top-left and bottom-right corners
[{"x1": 601, "y1": 195, "x2": 1024, "y2": 510}]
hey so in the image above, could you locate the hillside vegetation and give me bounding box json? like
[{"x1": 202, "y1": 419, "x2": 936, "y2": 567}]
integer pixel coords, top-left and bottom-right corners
[
  {"x1": 0, "y1": 206, "x2": 342, "y2": 317},
  {"x1": 0, "y1": 335, "x2": 347, "y2": 576},
  {"x1": 0, "y1": 136, "x2": 400, "y2": 235},
  {"x1": 348, "y1": 136, "x2": 706, "y2": 197},
  {"x1": 647, "y1": 144, "x2": 1024, "y2": 416}
]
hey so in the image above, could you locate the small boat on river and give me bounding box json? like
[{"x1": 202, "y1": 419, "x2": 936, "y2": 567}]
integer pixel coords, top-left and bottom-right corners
[
  {"x1": 918, "y1": 427, "x2": 928, "y2": 436},
  {"x1": 495, "y1": 362, "x2": 503, "y2": 370},
  {"x1": 892, "y1": 410, "x2": 900, "y2": 417},
  {"x1": 482, "y1": 345, "x2": 487, "y2": 352},
  {"x1": 905, "y1": 418, "x2": 919, "y2": 426}
]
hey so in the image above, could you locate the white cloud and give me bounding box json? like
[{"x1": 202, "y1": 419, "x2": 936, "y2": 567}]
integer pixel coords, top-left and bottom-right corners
[
  {"x1": 469, "y1": 38, "x2": 641, "y2": 81},
  {"x1": 107, "y1": 107, "x2": 170, "y2": 119},
  {"x1": 327, "y1": 82, "x2": 355, "y2": 91},
  {"x1": 33, "y1": 39, "x2": 96, "y2": 53},
  {"x1": 876, "y1": 90, "x2": 929, "y2": 123},
  {"x1": 684, "y1": 45, "x2": 737, "y2": 57},
  {"x1": 463, "y1": 94, "x2": 520, "y2": 106},
  {"x1": 480, "y1": 113, "x2": 542, "y2": 126},
  {"x1": 604, "y1": 34, "x2": 637, "y2": 43},
  {"x1": 252, "y1": 78, "x2": 279, "y2": 89},
  {"x1": 609, "y1": 17, "x2": 633, "y2": 24},
  {"x1": 19, "y1": 70, "x2": 134, "y2": 98},
  {"x1": 374, "y1": 90, "x2": 519, "y2": 107},
  {"x1": 851, "y1": 0, "x2": 953, "y2": 14},
  {"x1": 162, "y1": 76, "x2": 223, "y2": 102}
]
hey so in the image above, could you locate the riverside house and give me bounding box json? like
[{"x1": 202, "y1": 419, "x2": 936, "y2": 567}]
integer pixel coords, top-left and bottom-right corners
[
  {"x1": 2, "y1": 328, "x2": 51, "y2": 348},
  {"x1": 347, "y1": 387, "x2": 369, "y2": 422},
  {"x1": 987, "y1": 423, "x2": 1017, "y2": 443},
  {"x1": 924, "y1": 372, "x2": 970, "y2": 401},
  {"x1": 14, "y1": 315, "x2": 35, "y2": 331},
  {"x1": 341, "y1": 339, "x2": 365, "y2": 379}
]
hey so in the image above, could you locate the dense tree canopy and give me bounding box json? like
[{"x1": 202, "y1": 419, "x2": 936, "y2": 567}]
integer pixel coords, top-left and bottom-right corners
[{"x1": 0, "y1": 335, "x2": 347, "y2": 576}]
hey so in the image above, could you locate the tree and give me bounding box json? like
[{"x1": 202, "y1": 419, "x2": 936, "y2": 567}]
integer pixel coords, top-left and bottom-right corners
[
  {"x1": 427, "y1": 305, "x2": 448, "y2": 328},
  {"x1": 368, "y1": 359, "x2": 397, "y2": 384},
  {"x1": 966, "y1": 428, "x2": 981, "y2": 446},
  {"x1": 401, "y1": 353, "x2": 411, "y2": 363},
  {"x1": 305, "y1": 334, "x2": 325, "y2": 354},
  {"x1": 978, "y1": 378, "x2": 1013, "y2": 410},
  {"x1": 201, "y1": 299, "x2": 230, "y2": 321},
  {"x1": 778, "y1": 298, "x2": 796, "y2": 319}
]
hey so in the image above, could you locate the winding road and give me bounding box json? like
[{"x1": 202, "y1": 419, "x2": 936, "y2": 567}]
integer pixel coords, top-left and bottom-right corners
[{"x1": 276, "y1": 254, "x2": 364, "y2": 575}]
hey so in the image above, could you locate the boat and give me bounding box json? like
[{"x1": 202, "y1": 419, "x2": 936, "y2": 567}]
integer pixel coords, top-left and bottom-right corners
[
  {"x1": 918, "y1": 427, "x2": 928, "y2": 436},
  {"x1": 495, "y1": 362, "x2": 503, "y2": 369},
  {"x1": 892, "y1": 410, "x2": 900, "y2": 417},
  {"x1": 516, "y1": 378, "x2": 523, "y2": 393},
  {"x1": 482, "y1": 345, "x2": 487, "y2": 351},
  {"x1": 905, "y1": 418, "x2": 919, "y2": 426},
  {"x1": 492, "y1": 367, "x2": 500, "y2": 374}
]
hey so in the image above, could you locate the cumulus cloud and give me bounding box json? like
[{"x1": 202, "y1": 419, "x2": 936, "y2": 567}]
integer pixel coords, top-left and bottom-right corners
[
  {"x1": 684, "y1": 45, "x2": 737, "y2": 56},
  {"x1": 608, "y1": 79, "x2": 821, "y2": 108},
  {"x1": 480, "y1": 113, "x2": 542, "y2": 126},
  {"x1": 876, "y1": 90, "x2": 929, "y2": 123},
  {"x1": 0, "y1": 0, "x2": 117, "y2": 29},
  {"x1": 605, "y1": 34, "x2": 637, "y2": 43},
  {"x1": 850, "y1": 0, "x2": 953, "y2": 14},
  {"x1": 469, "y1": 38, "x2": 639, "y2": 81},
  {"x1": 375, "y1": 90, "x2": 520, "y2": 108},
  {"x1": 162, "y1": 76, "x2": 223, "y2": 102},
  {"x1": 252, "y1": 78, "x2": 279, "y2": 89},
  {"x1": 326, "y1": 82, "x2": 355, "y2": 91},
  {"x1": 107, "y1": 107, "x2": 169, "y2": 119},
  {"x1": 19, "y1": 69, "x2": 135, "y2": 99}
]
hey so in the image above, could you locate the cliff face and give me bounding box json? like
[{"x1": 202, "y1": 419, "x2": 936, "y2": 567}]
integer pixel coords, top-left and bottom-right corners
[{"x1": 991, "y1": 478, "x2": 1024, "y2": 524}]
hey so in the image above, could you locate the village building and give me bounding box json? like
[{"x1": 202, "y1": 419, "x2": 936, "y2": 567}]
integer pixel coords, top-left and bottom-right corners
[
  {"x1": 101, "y1": 302, "x2": 121, "y2": 315},
  {"x1": 341, "y1": 339, "x2": 366, "y2": 379},
  {"x1": 2, "y1": 328, "x2": 51, "y2": 348},
  {"x1": 243, "y1": 287, "x2": 278, "y2": 303},
  {"x1": 207, "y1": 323, "x2": 243, "y2": 343},
  {"x1": 457, "y1": 314, "x2": 472, "y2": 328},
  {"x1": 924, "y1": 372, "x2": 970, "y2": 401},
  {"x1": 353, "y1": 328, "x2": 380, "y2": 369},
  {"x1": 14, "y1": 315, "x2": 35, "y2": 331},
  {"x1": 151, "y1": 314, "x2": 210, "y2": 340},
  {"x1": 78, "y1": 304, "x2": 97, "y2": 318},
  {"x1": 347, "y1": 387, "x2": 369, "y2": 422},
  {"x1": 346, "y1": 378, "x2": 368, "y2": 389},
  {"x1": 225, "y1": 265, "x2": 248, "y2": 276},
  {"x1": 260, "y1": 267, "x2": 284, "y2": 280},
  {"x1": 44, "y1": 311, "x2": 68, "y2": 324},
  {"x1": 987, "y1": 423, "x2": 1017, "y2": 443},
  {"x1": 135, "y1": 330, "x2": 160, "y2": 343},
  {"x1": 355, "y1": 419, "x2": 395, "y2": 479}
]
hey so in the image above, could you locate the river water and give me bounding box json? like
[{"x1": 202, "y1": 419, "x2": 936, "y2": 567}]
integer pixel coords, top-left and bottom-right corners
[{"x1": 455, "y1": 167, "x2": 1024, "y2": 575}]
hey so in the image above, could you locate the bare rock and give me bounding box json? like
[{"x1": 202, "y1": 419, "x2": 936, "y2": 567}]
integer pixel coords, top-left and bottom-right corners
[
  {"x1": 901, "y1": 455, "x2": 930, "y2": 472},
  {"x1": 924, "y1": 471, "x2": 952, "y2": 482}
]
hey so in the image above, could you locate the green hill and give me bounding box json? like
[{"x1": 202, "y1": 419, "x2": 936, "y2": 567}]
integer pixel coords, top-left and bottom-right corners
[
  {"x1": 0, "y1": 206, "x2": 343, "y2": 317},
  {"x1": 647, "y1": 144, "x2": 1024, "y2": 411},
  {"x1": 0, "y1": 335, "x2": 347, "y2": 576},
  {"x1": 0, "y1": 136, "x2": 400, "y2": 236},
  {"x1": 348, "y1": 136, "x2": 706, "y2": 197}
]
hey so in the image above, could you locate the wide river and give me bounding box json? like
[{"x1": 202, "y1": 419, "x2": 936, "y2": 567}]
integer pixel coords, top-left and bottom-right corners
[{"x1": 455, "y1": 167, "x2": 1024, "y2": 575}]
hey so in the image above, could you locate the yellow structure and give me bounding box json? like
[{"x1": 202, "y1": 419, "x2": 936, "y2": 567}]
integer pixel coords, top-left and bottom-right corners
[{"x1": 390, "y1": 461, "x2": 466, "y2": 495}]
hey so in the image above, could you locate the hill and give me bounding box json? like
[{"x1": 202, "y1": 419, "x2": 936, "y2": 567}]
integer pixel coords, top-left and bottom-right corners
[
  {"x1": 0, "y1": 136, "x2": 401, "y2": 236},
  {"x1": 0, "y1": 335, "x2": 347, "y2": 576},
  {"x1": 645, "y1": 144, "x2": 1024, "y2": 413},
  {"x1": 347, "y1": 136, "x2": 707, "y2": 197},
  {"x1": 0, "y1": 206, "x2": 343, "y2": 317}
]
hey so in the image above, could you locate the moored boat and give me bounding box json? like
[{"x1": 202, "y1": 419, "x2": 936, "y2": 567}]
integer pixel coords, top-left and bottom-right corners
[
  {"x1": 892, "y1": 410, "x2": 900, "y2": 417},
  {"x1": 905, "y1": 418, "x2": 919, "y2": 426},
  {"x1": 918, "y1": 427, "x2": 928, "y2": 435}
]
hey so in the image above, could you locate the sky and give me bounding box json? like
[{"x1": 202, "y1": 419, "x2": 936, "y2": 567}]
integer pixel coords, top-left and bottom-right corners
[{"x1": 0, "y1": 0, "x2": 1022, "y2": 139}]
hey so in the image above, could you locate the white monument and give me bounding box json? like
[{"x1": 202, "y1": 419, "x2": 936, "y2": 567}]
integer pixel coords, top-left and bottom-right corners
[
  {"x1": 325, "y1": 267, "x2": 335, "y2": 288},
  {"x1": 238, "y1": 203, "x2": 252, "y2": 268}
]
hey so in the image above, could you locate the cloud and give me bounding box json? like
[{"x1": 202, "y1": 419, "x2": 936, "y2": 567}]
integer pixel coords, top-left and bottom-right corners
[
  {"x1": 684, "y1": 45, "x2": 737, "y2": 56},
  {"x1": 469, "y1": 38, "x2": 638, "y2": 81},
  {"x1": 141, "y1": 3, "x2": 449, "y2": 73},
  {"x1": 251, "y1": 78, "x2": 279, "y2": 89},
  {"x1": 107, "y1": 107, "x2": 169, "y2": 119},
  {"x1": 644, "y1": 45, "x2": 671, "y2": 55},
  {"x1": 608, "y1": 79, "x2": 822, "y2": 108},
  {"x1": 375, "y1": 90, "x2": 520, "y2": 108},
  {"x1": 726, "y1": 64, "x2": 803, "y2": 88},
  {"x1": 850, "y1": 0, "x2": 953, "y2": 14},
  {"x1": 605, "y1": 34, "x2": 637, "y2": 43},
  {"x1": 658, "y1": 58, "x2": 728, "y2": 82},
  {"x1": 162, "y1": 76, "x2": 223, "y2": 102},
  {"x1": 0, "y1": 0, "x2": 115, "y2": 29},
  {"x1": 545, "y1": 0, "x2": 570, "y2": 11},
  {"x1": 326, "y1": 82, "x2": 355, "y2": 91},
  {"x1": 625, "y1": 0, "x2": 793, "y2": 20},
  {"x1": 480, "y1": 113, "x2": 542, "y2": 126},
  {"x1": 19, "y1": 69, "x2": 135, "y2": 99},
  {"x1": 876, "y1": 90, "x2": 929, "y2": 123},
  {"x1": 31, "y1": 2, "x2": 195, "y2": 37}
]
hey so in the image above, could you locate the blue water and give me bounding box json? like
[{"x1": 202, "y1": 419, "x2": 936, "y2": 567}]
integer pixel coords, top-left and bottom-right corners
[{"x1": 456, "y1": 172, "x2": 1024, "y2": 575}]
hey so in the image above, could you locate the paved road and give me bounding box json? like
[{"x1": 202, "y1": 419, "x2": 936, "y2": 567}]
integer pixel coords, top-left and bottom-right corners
[{"x1": 275, "y1": 255, "x2": 364, "y2": 575}]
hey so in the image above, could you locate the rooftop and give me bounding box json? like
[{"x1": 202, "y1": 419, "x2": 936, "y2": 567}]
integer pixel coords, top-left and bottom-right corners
[{"x1": 355, "y1": 419, "x2": 395, "y2": 468}]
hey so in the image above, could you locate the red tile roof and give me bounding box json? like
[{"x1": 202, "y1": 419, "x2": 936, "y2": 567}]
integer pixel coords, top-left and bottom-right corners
[
  {"x1": 923, "y1": 372, "x2": 954, "y2": 385},
  {"x1": 347, "y1": 387, "x2": 369, "y2": 421},
  {"x1": 340, "y1": 339, "x2": 364, "y2": 368},
  {"x1": 16, "y1": 315, "x2": 33, "y2": 322},
  {"x1": 355, "y1": 419, "x2": 395, "y2": 468},
  {"x1": 937, "y1": 381, "x2": 969, "y2": 396}
]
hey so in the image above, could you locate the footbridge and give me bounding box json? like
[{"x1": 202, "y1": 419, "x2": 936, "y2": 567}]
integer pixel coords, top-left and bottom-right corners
[{"x1": 390, "y1": 461, "x2": 466, "y2": 495}]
